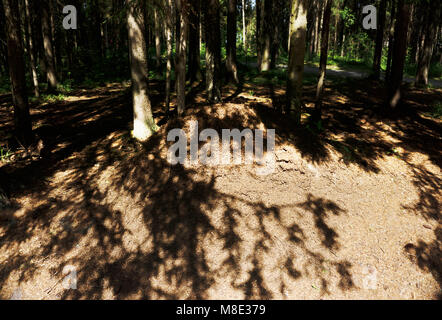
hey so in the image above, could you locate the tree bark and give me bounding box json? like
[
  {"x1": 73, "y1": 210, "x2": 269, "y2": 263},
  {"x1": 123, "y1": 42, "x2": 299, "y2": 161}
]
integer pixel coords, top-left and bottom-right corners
[
  {"x1": 415, "y1": 1, "x2": 441, "y2": 86},
  {"x1": 204, "y1": 0, "x2": 222, "y2": 102},
  {"x1": 188, "y1": 0, "x2": 202, "y2": 83},
  {"x1": 388, "y1": 0, "x2": 411, "y2": 109},
  {"x1": 286, "y1": 0, "x2": 308, "y2": 123},
  {"x1": 3, "y1": 0, "x2": 33, "y2": 145},
  {"x1": 372, "y1": 0, "x2": 387, "y2": 80},
  {"x1": 314, "y1": 0, "x2": 332, "y2": 119},
  {"x1": 127, "y1": 0, "x2": 157, "y2": 141},
  {"x1": 41, "y1": 0, "x2": 58, "y2": 92},
  {"x1": 226, "y1": 0, "x2": 239, "y2": 83},
  {"x1": 242, "y1": 0, "x2": 246, "y2": 52},
  {"x1": 165, "y1": 0, "x2": 174, "y2": 112},
  {"x1": 386, "y1": 0, "x2": 396, "y2": 83},
  {"x1": 24, "y1": 0, "x2": 39, "y2": 97},
  {"x1": 256, "y1": 0, "x2": 262, "y2": 66},
  {"x1": 154, "y1": 7, "x2": 162, "y2": 67},
  {"x1": 176, "y1": 0, "x2": 189, "y2": 116},
  {"x1": 259, "y1": 0, "x2": 272, "y2": 71}
]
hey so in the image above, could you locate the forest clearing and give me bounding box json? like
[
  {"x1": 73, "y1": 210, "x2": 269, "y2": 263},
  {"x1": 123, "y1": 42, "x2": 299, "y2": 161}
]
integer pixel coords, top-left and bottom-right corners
[{"x1": 0, "y1": 0, "x2": 441, "y2": 300}]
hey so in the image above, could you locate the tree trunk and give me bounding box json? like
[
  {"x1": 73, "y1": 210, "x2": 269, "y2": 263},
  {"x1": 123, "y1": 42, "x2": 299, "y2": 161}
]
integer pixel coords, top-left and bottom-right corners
[
  {"x1": 260, "y1": 0, "x2": 272, "y2": 71},
  {"x1": 41, "y1": 0, "x2": 58, "y2": 92},
  {"x1": 256, "y1": 0, "x2": 262, "y2": 66},
  {"x1": 372, "y1": 0, "x2": 387, "y2": 80},
  {"x1": 188, "y1": 0, "x2": 202, "y2": 83},
  {"x1": 176, "y1": 0, "x2": 189, "y2": 116},
  {"x1": 386, "y1": 0, "x2": 396, "y2": 83},
  {"x1": 154, "y1": 7, "x2": 162, "y2": 67},
  {"x1": 242, "y1": 0, "x2": 246, "y2": 52},
  {"x1": 314, "y1": 0, "x2": 332, "y2": 119},
  {"x1": 24, "y1": 0, "x2": 39, "y2": 97},
  {"x1": 204, "y1": 0, "x2": 222, "y2": 102},
  {"x1": 226, "y1": 0, "x2": 238, "y2": 83},
  {"x1": 286, "y1": 0, "x2": 308, "y2": 123},
  {"x1": 415, "y1": 2, "x2": 441, "y2": 86},
  {"x1": 165, "y1": 0, "x2": 174, "y2": 112},
  {"x1": 388, "y1": 0, "x2": 411, "y2": 109},
  {"x1": 3, "y1": 0, "x2": 33, "y2": 145},
  {"x1": 127, "y1": 0, "x2": 157, "y2": 141}
]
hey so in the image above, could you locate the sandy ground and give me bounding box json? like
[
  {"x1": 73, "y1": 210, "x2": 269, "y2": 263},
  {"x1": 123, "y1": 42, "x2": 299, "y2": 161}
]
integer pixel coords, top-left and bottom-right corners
[{"x1": 0, "y1": 80, "x2": 440, "y2": 300}]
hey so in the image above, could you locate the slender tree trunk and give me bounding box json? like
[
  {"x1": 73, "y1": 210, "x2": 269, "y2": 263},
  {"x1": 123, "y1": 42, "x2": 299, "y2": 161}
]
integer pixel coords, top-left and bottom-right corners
[
  {"x1": 176, "y1": 0, "x2": 189, "y2": 116},
  {"x1": 188, "y1": 0, "x2": 202, "y2": 83},
  {"x1": 388, "y1": 0, "x2": 411, "y2": 109},
  {"x1": 24, "y1": 0, "x2": 39, "y2": 97},
  {"x1": 154, "y1": 7, "x2": 161, "y2": 67},
  {"x1": 260, "y1": 0, "x2": 272, "y2": 71},
  {"x1": 386, "y1": 0, "x2": 396, "y2": 82},
  {"x1": 415, "y1": 2, "x2": 441, "y2": 86},
  {"x1": 165, "y1": 0, "x2": 174, "y2": 112},
  {"x1": 204, "y1": 0, "x2": 222, "y2": 102},
  {"x1": 242, "y1": 0, "x2": 246, "y2": 52},
  {"x1": 256, "y1": 0, "x2": 262, "y2": 66},
  {"x1": 41, "y1": 0, "x2": 57, "y2": 92},
  {"x1": 3, "y1": 0, "x2": 33, "y2": 145},
  {"x1": 226, "y1": 0, "x2": 238, "y2": 83},
  {"x1": 372, "y1": 0, "x2": 387, "y2": 80},
  {"x1": 286, "y1": 0, "x2": 308, "y2": 123},
  {"x1": 127, "y1": 0, "x2": 157, "y2": 141},
  {"x1": 314, "y1": 0, "x2": 332, "y2": 119}
]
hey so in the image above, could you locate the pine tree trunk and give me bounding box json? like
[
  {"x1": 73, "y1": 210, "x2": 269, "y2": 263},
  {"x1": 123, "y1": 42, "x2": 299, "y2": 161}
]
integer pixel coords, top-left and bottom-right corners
[
  {"x1": 165, "y1": 0, "x2": 174, "y2": 112},
  {"x1": 188, "y1": 0, "x2": 202, "y2": 83},
  {"x1": 226, "y1": 0, "x2": 238, "y2": 83},
  {"x1": 176, "y1": 0, "x2": 189, "y2": 116},
  {"x1": 388, "y1": 0, "x2": 411, "y2": 109},
  {"x1": 373, "y1": 0, "x2": 387, "y2": 80},
  {"x1": 386, "y1": 0, "x2": 396, "y2": 82},
  {"x1": 154, "y1": 7, "x2": 162, "y2": 67},
  {"x1": 204, "y1": 0, "x2": 222, "y2": 102},
  {"x1": 41, "y1": 1, "x2": 58, "y2": 92},
  {"x1": 314, "y1": 0, "x2": 332, "y2": 119},
  {"x1": 24, "y1": 0, "x2": 39, "y2": 97},
  {"x1": 3, "y1": 0, "x2": 33, "y2": 145},
  {"x1": 242, "y1": 0, "x2": 246, "y2": 52},
  {"x1": 260, "y1": 0, "x2": 272, "y2": 71},
  {"x1": 286, "y1": 0, "x2": 308, "y2": 123},
  {"x1": 127, "y1": 0, "x2": 156, "y2": 141},
  {"x1": 415, "y1": 2, "x2": 441, "y2": 86}
]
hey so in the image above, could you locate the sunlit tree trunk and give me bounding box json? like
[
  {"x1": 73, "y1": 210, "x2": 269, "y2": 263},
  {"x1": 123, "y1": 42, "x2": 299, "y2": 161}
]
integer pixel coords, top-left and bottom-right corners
[
  {"x1": 314, "y1": 0, "x2": 332, "y2": 120},
  {"x1": 204, "y1": 0, "x2": 222, "y2": 102},
  {"x1": 226, "y1": 0, "x2": 238, "y2": 83},
  {"x1": 388, "y1": 0, "x2": 411, "y2": 108},
  {"x1": 127, "y1": 0, "x2": 157, "y2": 141},
  {"x1": 286, "y1": 0, "x2": 307, "y2": 123},
  {"x1": 3, "y1": 0, "x2": 32, "y2": 145},
  {"x1": 242, "y1": 0, "x2": 246, "y2": 52},
  {"x1": 256, "y1": 0, "x2": 262, "y2": 66}
]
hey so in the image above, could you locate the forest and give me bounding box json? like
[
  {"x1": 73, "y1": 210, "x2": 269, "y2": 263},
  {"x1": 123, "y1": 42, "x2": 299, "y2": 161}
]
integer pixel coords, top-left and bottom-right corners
[{"x1": 0, "y1": 0, "x2": 441, "y2": 300}]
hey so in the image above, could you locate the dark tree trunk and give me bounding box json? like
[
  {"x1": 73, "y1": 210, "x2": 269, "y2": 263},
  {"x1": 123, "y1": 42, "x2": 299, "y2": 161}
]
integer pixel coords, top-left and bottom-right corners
[
  {"x1": 386, "y1": 0, "x2": 396, "y2": 82},
  {"x1": 226, "y1": 0, "x2": 238, "y2": 83},
  {"x1": 314, "y1": 0, "x2": 333, "y2": 119},
  {"x1": 372, "y1": 0, "x2": 387, "y2": 80},
  {"x1": 176, "y1": 0, "x2": 189, "y2": 116},
  {"x1": 415, "y1": 2, "x2": 441, "y2": 86},
  {"x1": 388, "y1": 0, "x2": 411, "y2": 108},
  {"x1": 41, "y1": 0, "x2": 58, "y2": 92},
  {"x1": 204, "y1": 0, "x2": 222, "y2": 102},
  {"x1": 260, "y1": 0, "x2": 273, "y2": 71},
  {"x1": 3, "y1": 0, "x2": 33, "y2": 145},
  {"x1": 188, "y1": 0, "x2": 202, "y2": 83}
]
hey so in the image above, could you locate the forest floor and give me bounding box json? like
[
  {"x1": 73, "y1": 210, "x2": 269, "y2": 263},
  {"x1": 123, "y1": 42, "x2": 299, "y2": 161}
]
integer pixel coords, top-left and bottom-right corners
[{"x1": 0, "y1": 74, "x2": 441, "y2": 299}]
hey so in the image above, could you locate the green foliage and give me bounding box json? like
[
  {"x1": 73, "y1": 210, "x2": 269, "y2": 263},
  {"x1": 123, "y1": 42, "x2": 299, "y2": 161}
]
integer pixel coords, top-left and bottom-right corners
[{"x1": 0, "y1": 145, "x2": 12, "y2": 162}]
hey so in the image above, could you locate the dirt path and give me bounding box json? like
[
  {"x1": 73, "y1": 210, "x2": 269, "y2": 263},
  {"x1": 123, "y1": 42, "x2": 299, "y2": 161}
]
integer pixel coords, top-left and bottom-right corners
[{"x1": 0, "y1": 80, "x2": 440, "y2": 300}]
